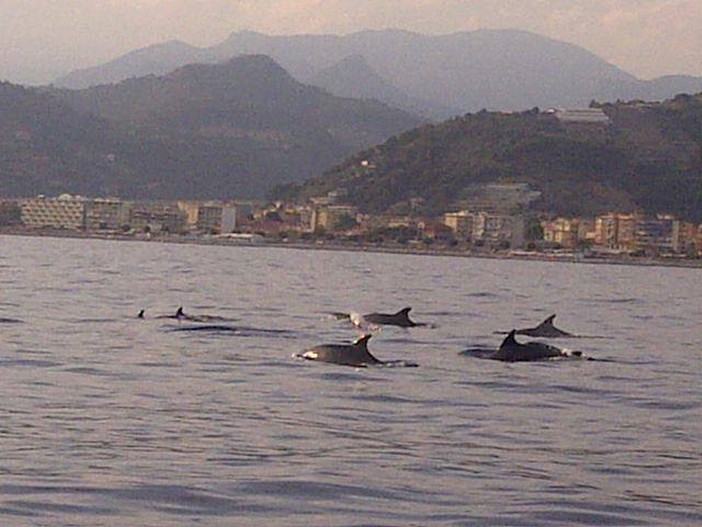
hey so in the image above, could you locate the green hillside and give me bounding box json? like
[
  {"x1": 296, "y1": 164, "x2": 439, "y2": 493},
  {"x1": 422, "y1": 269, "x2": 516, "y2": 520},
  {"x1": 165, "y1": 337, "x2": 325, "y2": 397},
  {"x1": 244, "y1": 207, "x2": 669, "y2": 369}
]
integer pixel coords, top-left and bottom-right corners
[
  {"x1": 1, "y1": 56, "x2": 421, "y2": 200},
  {"x1": 275, "y1": 95, "x2": 702, "y2": 222}
]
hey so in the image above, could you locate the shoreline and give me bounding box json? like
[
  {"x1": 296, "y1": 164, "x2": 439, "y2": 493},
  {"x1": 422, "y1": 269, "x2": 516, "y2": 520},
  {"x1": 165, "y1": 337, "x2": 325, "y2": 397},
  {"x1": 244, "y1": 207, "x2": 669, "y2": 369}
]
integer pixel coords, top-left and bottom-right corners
[{"x1": 2, "y1": 228, "x2": 701, "y2": 270}]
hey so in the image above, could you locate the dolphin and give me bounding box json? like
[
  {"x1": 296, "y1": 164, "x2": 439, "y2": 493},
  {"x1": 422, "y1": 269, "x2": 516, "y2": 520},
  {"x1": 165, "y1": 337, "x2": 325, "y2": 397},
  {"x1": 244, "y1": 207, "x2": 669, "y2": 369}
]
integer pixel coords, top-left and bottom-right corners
[
  {"x1": 139, "y1": 307, "x2": 233, "y2": 322},
  {"x1": 0, "y1": 316, "x2": 23, "y2": 324},
  {"x1": 136, "y1": 307, "x2": 186, "y2": 320},
  {"x1": 296, "y1": 334, "x2": 417, "y2": 367},
  {"x1": 496, "y1": 314, "x2": 575, "y2": 338},
  {"x1": 334, "y1": 307, "x2": 425, "y2": 328},
  {"x1": 491, "y1": 330, "x2": 582, "y2": 362}
]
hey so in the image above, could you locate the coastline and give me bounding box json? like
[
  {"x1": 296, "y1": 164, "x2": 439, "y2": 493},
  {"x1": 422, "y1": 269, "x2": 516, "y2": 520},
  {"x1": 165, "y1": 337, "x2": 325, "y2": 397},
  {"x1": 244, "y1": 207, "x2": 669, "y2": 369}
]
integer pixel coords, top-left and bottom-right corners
[{"x1": 2, "y1": 227, "x2": 701, "y2": 270}]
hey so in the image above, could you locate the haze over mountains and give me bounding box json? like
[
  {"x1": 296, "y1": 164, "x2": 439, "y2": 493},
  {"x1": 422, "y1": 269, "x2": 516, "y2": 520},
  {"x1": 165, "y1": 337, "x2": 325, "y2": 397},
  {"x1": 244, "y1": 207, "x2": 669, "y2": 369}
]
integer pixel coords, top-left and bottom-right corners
[{"x1": 57, "y1": 29, "x2": 702, "y2": 119}]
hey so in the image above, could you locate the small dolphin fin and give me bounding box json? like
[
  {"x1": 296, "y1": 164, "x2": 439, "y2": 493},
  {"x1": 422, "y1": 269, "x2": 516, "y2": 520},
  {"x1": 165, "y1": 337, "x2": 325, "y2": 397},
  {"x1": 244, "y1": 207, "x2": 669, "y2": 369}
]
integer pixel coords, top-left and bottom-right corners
[
  {"x1": 175, "y1": 307, "x2": 185, "y2": 318},
  {"x1": 397, "y1": 307, "x2": 412, "y2": 315},
  {"x1": 536, "y1": 314, "x2": 557, "y2": 329},
  {"x1": 499, "y1": 329, "x2": 518, "y2": 349},
  {"x1": 137, "y1": 309, "x2": 145, "y2": 319},
  {"x1": 331, "y1": 312, "x2": 351, "y2": 320}
]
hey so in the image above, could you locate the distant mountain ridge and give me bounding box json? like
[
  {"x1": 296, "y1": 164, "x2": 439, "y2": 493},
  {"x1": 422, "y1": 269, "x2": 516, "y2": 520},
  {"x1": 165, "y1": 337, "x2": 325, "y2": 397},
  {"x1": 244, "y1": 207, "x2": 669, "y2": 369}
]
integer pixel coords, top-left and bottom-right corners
[
  {"x1": 56, "y1": 29, "x2": 702, "y2": 119},
  {"x1": 0, "y1": 56, "x2": 421, "y2": 199}
]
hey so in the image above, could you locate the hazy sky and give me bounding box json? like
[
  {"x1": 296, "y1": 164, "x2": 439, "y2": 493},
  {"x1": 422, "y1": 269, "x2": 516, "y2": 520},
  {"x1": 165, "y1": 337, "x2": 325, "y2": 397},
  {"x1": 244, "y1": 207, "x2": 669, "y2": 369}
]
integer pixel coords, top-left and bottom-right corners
[{"x1": 1, "y1": 0, "x2": 701, "y2": 84}]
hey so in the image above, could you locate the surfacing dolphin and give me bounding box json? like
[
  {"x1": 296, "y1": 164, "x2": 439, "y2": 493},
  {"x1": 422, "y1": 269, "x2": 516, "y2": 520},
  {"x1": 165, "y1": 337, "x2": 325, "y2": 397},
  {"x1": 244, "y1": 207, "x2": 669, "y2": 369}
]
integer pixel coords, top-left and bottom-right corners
[
  {"x1": 295, "y1": 334, "x2": 418, "y2": 368},
  {"x1": 139, "y1": 307, "x2": 233, "y2": 322},
  {"x1": 333, "y1": 307, "x2": 428, "y2": 328},
  {"x1": 137, "y1": 307, "x2": 185, "y2": 320},
  {"x1": 496, "y1": 314, "x2": 575, "y2": 338},
  {"x1": 491, "y1": 330, "x2": 582, "y2": 362}
]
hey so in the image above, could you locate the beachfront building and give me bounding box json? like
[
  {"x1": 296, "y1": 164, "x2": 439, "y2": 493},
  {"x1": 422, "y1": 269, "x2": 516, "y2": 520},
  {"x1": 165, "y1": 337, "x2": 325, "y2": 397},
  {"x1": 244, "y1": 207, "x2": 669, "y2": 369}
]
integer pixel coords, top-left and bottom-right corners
[
  {"x1": 0, "y1": 200, "x2": 22, "y2": 226},
  {"x1": 130, "y1": 202, "x2": 187, "y2": 234},
  {"x1": 442, "y1": 210, "x2": 527, "y2": 248},
  {"x1": 271, "y1": 204, "x2": 314, "y2": 233},
  {"x1": 177, "y1": 200, "x2": 237, "y2": 234},
  {"x1": 20, "y1": 194, "x2": 88, "y2": 230},
  {"x1": 418, "y1": 220, "x2": 455, "y2": 243},
  {"x1": 594, "y1": 213, "x2": 639, "y2": 251},
  {"x1": 676, "y1": 221, "x2": 702, "y2": 256},
  {"x1": 197, "y1": 203, "x2": 237, "y2": 234},
  {"x1": 541, "y1": 217, "x2": 595, "y2": 248},
  {"x1": 177, "y1": 201, "x2": 201, "y2": 227},
  {"x1": 472, "y1": 212, "x2": 526, "y2": 248},
  {"x1": 443, "y1": 211, "x2": 473, "y2": 242},
  {"x1": 634, "y1": 215, "x2": 681, "y2": 255},
  {"x1": 310, "y1": 204, "x2": 358, "y2": 232},
  {"x1": 362, "y1": 215, "x2": 415, "y2": 230},
  {"x1": 85, "y1": 198, "x2": 132, "y2": 231}
]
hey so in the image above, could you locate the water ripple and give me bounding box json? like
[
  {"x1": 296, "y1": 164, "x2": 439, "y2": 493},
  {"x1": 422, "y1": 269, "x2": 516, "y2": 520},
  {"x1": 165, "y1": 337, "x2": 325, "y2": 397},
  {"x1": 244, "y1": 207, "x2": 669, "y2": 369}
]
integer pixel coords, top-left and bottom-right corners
[{"x1": 0, "y1": 236, "x2": 700, "y2": 526}]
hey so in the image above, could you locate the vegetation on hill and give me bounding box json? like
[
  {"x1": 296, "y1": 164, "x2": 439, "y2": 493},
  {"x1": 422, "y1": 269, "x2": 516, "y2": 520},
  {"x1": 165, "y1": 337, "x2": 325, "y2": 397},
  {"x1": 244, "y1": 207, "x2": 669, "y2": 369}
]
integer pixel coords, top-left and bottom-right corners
[
  {"x1": 274, "y1": 94, "x2": 702, "y2": 222},
  {"x1": 0, "y1": 57, "x2": 421, "y2": 199}
]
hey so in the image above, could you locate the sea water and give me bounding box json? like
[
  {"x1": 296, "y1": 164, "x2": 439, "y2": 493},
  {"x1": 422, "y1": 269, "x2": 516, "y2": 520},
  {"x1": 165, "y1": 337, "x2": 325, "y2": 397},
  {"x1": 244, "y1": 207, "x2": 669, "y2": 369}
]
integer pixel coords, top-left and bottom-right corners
[{"x1": 1, "y1": 235, "x2": 700, "y2": 526}]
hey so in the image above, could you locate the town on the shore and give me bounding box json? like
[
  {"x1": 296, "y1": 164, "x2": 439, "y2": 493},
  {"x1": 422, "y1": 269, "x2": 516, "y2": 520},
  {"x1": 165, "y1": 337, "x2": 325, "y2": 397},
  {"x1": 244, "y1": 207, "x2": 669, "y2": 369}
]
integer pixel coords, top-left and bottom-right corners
[{"x1": 2, "y1": 185, "x2": 701, "y2": 263}]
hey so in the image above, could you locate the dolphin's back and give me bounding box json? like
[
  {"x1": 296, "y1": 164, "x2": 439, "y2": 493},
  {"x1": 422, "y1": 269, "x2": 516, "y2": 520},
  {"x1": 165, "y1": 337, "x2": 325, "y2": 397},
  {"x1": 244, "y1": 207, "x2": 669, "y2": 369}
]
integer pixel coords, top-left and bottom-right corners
[
  {"x1": 364, "y1": 307, "x2": 415, "y2": 327},
  {"x1": 492, "y1": 330, "x2": 564, "y2": 362},
  {"x1": 301, "y1": 335, "x2": 381, "y2": 367},
  {"x1": 516, "y1": 314, "x2": 573, "y2": 338}
]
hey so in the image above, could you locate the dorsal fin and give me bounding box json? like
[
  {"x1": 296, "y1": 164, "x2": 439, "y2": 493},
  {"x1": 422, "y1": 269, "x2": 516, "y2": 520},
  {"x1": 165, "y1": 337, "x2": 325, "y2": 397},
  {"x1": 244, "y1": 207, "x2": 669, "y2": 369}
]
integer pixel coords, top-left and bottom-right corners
[
  {"x1": 499, "y1": 330, "x2": 518, "y2": 349},
  {"x1": 536, "y1": 314, "x2": 556, "y2": 328},
  {"x1": 353, "y1": 334, "x2": 372, "y2": 347},
  {"x1": 397, "y1": 307, "x2": 412, "y2": 316},
  {"x1": 137, "y1": 309, "x2": 145, "y2": 319},
  {"x1": 175, "y1": 307, "x2": 185, "y2": 318}
]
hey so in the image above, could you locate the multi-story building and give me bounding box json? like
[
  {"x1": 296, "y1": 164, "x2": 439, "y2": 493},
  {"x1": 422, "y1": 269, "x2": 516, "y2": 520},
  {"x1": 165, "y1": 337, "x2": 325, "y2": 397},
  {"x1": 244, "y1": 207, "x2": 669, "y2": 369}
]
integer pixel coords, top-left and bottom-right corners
[
  {"x1": 472, "y1": 212, "x2": 526, "y2": 248},
  {"x1": 634, "y1": 215, "x2": 680, "y2": 254},
  {"x1": 177, "y1": 200, "x2": 237, "y2": 234},
  {"x1": 130, "y1": 202, "x2": 187, "y2": 234},
  {"x1": 276, "y1": 204, "x2": 314, "y2": 232},
  {"x1": 310, "y1": 204, "x2": 358, "y2": 232},
  {"x1": 442, "y1": 210, "x2": 526, "y2": 248},
  {"x1": 594, "y1": 213, "x2": 639, "y2": 251},
  {"x1": 85, "y1": 198, "x2": 132, "y2": 231},
  {"x1": 541, "y1": 217, "x2": 595, "y2": 248},
  {"x1": 443, "y1": 211, "x2": 474, "y2": 242},
  {"x1": 197, "y1": 203, "x2": 237, "y2": 234},
  {"x1": 20, "y1": 194, "x2": 88, "y2": 230},
  {"x1": 0, "y1": 200, "x2": 22, "y2": 226},
  {"x1": 676, "y1": 221, "x2": 702, "y2": 256},
  {"x1": 177, "y1": 201, "x2": 201, "y2": 227},
  {"x1": 418, "y1": 220, "x2": 455, "y2": 243}
]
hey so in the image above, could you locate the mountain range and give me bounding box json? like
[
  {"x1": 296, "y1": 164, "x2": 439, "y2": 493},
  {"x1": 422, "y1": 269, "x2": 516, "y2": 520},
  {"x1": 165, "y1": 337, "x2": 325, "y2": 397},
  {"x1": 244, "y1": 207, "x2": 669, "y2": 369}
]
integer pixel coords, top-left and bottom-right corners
[
  {"x1": 56, "y1": 29, "x2": 702, "y2": 119},
  {"x1": 0, "y1": 56, "x2": 420, "y2": 199}
]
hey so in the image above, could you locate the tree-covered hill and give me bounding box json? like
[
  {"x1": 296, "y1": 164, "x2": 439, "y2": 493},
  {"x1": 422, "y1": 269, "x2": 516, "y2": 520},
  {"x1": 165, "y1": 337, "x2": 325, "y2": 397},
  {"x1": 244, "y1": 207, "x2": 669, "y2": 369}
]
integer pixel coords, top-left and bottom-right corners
[
  {"x1": 0, "y1": 56, "x2": 421, "y2": 199},
  {"x1": 274, "y1": 94, "x2": 702, "y2": 222},
  {"x1": 0, "y1": 81, "x2": 123, "y2": 197}
]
